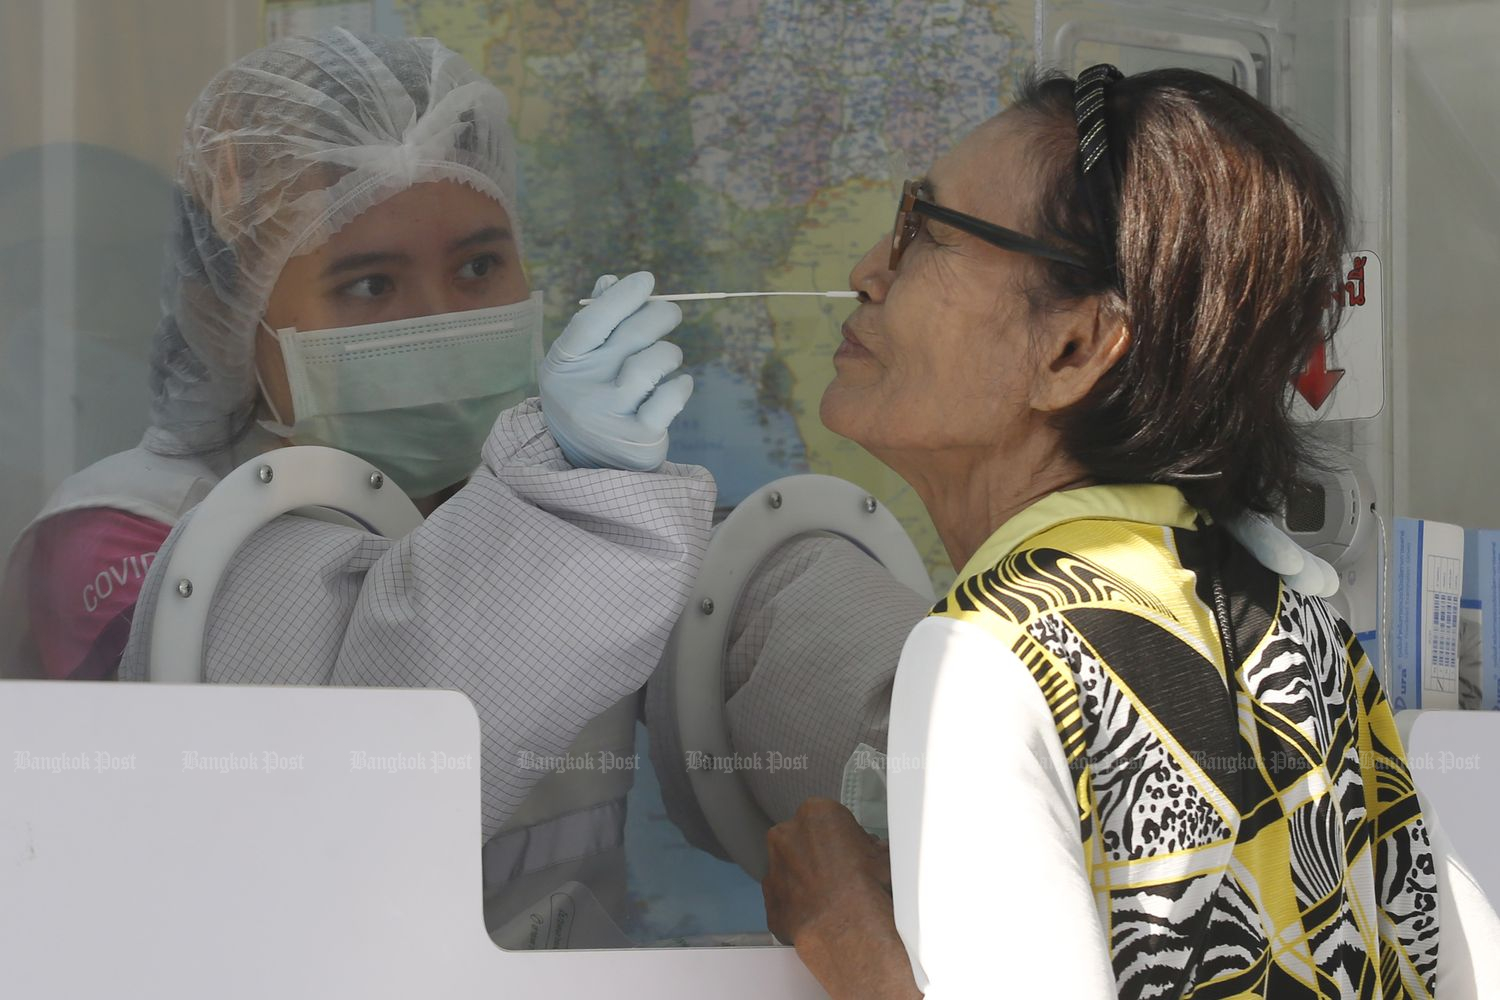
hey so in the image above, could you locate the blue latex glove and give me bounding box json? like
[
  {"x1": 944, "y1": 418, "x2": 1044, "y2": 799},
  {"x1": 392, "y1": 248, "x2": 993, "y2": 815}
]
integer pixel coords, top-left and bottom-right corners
[
  {"x1": 1225, "y1": 510, "x2": 1340, "y2": 598},
  {"x1": 539, "y1": 272, "x2": 695, "y2": 471}
]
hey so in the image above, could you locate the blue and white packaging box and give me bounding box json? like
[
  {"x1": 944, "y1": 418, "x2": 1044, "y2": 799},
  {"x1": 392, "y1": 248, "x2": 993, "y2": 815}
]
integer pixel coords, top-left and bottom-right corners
[
  {"x1": 1460, "y1": 530, "x2": 1500, "y2": 711},
  {"x1": 1392, "y1": 518, "x2": 1464, "y2": 711}
]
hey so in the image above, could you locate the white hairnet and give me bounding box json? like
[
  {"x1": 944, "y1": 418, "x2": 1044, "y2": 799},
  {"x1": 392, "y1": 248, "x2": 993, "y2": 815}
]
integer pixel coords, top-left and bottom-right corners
[{"x1": 146, "y1": 28, "x2": 521, "y2": 457}]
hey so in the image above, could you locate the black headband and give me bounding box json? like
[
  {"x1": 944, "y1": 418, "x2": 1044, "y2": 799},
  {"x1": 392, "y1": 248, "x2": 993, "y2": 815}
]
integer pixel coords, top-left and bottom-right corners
[{"x1": 1074, "y1": 63, "x2": 1124, "y2": 282}]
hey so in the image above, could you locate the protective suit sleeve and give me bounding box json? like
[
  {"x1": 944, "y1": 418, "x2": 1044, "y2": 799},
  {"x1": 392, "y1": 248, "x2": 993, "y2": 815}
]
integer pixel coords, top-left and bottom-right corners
[
  {"x1": 887, "y1": 615, "x2": 1117, "y2": 999},
  {"x1": 643, "y1": 535, "x2": 929, "y2": 856},
  {"x1": 721, "y1": 537, "x2": 929, "y2": 822},
  {"x1": 118, "y1": 510, "x2": 392, "y2": 686},
  {"x1": 328, "y1": 399, "x2": 714, "y2": 838},
  {"x1": 121, "y1": 399, "x2": 715, "y2": 842}
]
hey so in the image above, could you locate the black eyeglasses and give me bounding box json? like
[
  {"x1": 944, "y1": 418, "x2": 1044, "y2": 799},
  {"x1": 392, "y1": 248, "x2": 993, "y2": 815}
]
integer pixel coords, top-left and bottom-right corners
[{"x1": 889, "y1": 178, "x2": 1093, "y2": 272}]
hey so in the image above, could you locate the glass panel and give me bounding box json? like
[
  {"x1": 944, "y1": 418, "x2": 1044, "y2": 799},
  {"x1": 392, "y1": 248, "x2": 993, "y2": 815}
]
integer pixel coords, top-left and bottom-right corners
[
  {"x1": 2, "y1": 0, "x2": 1438, "y2": 972},
  {"x1": 1, "y1": 0, "x2": 1029, "y2": 950}
]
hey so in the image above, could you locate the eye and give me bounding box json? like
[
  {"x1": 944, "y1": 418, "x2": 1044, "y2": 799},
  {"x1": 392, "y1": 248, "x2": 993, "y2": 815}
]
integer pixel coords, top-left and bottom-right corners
[
  {"x1": 457, "y1": 253, "x2": 501, "y2": 279},
  {"x1": 918, "y1": 226, "x2": 954, "y2": 247},
  {"x1": 338, "y1": 274, "x2": 394, "y2": 299},
  {"x1": 909, "y1": 221, "x2": 948, "y2": 255}
]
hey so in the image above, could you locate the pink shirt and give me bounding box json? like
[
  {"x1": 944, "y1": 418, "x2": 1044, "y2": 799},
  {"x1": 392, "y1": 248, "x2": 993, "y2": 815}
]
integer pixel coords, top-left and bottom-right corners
[{"x1": 28, "y1": 508, "x2": 172, "y2": 680}]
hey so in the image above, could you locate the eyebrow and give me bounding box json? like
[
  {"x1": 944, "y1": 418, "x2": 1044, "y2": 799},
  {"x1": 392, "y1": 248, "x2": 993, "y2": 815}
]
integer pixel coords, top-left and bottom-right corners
[
  {"x1": 450, "y1": 225, "x2": 512, "y2": 252},
  {"x1": 322, "y1": 251, "x2": 409, "y2": 279},
  {"x1": 319, "y1": 226, "x2": 513, "y2": 280}
]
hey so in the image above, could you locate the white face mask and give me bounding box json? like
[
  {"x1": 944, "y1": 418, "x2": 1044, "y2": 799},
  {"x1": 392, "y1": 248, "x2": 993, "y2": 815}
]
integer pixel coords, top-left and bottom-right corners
[
  {"x1": 839, "y1": 742, "x2": 889, "y2": 841},
  {"x1": 258, "y1": 291, "x2": 543, "y2": 497}
]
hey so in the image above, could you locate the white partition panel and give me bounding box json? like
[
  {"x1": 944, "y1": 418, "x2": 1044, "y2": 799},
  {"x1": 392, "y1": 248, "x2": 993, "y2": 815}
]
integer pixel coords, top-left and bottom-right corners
[
  {"x1": 1400, "y1": 710, "x2": 1500, "y2": 904},
  {"x1": 0, "y1": 682, "x2": 827, "y2": 999}
]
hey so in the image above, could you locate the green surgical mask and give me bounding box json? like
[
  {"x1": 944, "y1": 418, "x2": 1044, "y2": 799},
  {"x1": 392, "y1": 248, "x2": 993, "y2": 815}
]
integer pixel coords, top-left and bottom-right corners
[{"x1": 258, "y1": 292, "x2": 543, "y2": 498}]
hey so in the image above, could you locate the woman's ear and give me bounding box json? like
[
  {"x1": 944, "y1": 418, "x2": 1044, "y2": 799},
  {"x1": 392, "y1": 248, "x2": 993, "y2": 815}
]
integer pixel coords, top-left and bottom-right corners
[{"x1": 1030, "y1": 299, "x2": 1129, "y2": 413}]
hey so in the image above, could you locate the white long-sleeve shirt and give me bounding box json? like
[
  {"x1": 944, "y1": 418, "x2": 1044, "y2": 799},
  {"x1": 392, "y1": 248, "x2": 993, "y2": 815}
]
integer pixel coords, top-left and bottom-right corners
[{"x1": 880, "y1": 479, "x2": 1500, "y2": 999}]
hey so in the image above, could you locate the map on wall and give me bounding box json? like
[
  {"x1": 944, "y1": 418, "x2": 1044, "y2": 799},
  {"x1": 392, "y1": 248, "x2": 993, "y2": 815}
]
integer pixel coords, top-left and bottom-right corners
[{"x1": 269, "y1": 0, "x2": 1036, "y2": 582}]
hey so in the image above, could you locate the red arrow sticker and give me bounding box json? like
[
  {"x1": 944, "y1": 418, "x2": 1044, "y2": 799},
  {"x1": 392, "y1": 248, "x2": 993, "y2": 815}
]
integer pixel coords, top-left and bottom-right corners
[{"x1": 1295, "y1": 343, "x2": 1345, "y2": 410}]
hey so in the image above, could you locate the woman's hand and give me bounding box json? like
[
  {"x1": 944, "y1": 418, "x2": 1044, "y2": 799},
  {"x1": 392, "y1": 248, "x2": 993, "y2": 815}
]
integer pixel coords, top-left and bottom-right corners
[
  {"x1": 763, "y1": 798, "x2": 923, "y2": 1000},
  {"x1": 538, "y1": 271, "x2": 694, "y2": 472}
]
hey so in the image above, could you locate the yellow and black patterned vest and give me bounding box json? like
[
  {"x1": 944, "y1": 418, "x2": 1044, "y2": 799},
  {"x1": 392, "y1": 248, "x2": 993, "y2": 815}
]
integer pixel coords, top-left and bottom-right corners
[{"x1": 936, "y1": 492, "x2": 1439, "y2": 999}]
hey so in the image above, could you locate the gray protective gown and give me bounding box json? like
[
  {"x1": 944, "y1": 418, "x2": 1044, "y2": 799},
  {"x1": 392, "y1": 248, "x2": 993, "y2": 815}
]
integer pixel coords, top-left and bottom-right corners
[{"x1": 120, "y1": 401, "x2": 716, "y2": 925}]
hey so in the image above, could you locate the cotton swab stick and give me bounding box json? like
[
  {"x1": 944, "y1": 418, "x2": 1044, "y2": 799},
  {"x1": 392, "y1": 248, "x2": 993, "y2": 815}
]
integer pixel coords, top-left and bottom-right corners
[{"x1": 577, "y1": 290, "x2": 860, "y2": 305}]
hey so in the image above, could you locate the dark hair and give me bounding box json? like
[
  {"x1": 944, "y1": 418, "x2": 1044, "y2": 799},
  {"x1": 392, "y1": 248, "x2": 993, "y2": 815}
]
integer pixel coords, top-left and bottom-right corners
[{"x1": 1010, "y1": 67, "x2": 1349, "y2": 518}]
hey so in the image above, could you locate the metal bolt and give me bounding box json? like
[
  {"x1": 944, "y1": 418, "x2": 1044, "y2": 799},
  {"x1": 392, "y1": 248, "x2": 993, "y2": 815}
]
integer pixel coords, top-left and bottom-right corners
[
  {"x1": 368, "y1": 471, "x2": 385, "y2": 490},
  {"x1": 176, "y1": 579, "x2": 194, "y2": 599},
  {"x1": 863, "y1": 496, "x2": 878, "y2": 514},
  {"x1": 256, "y1": 464, "x2": 274, "y2": 484},
  {"x1": 767, "y1": 490, "x2": 783, "y2": 510},
  {"x1": 700, "y1": 598, "x2": 716, "y2": 616}
]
